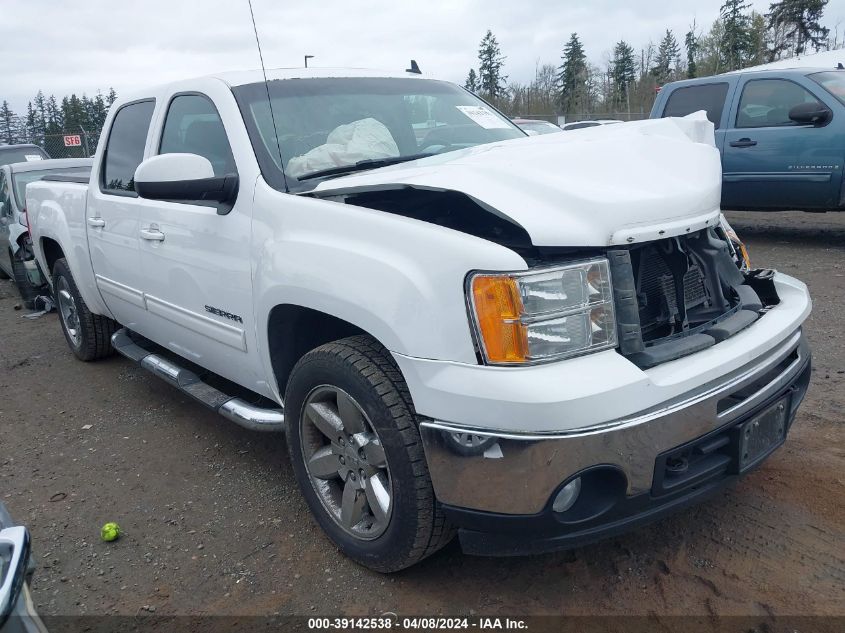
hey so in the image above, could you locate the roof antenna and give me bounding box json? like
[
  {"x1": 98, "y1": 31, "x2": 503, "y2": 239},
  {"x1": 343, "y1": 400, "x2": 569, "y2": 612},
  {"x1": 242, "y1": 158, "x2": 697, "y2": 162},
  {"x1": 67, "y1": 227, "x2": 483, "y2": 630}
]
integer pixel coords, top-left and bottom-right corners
[
  {"x1": 247, "y1": 0, "x2": 289, "y2": 192},
  {"x1": 406, "y1": 59, "x2": 421, "y2": 74}
]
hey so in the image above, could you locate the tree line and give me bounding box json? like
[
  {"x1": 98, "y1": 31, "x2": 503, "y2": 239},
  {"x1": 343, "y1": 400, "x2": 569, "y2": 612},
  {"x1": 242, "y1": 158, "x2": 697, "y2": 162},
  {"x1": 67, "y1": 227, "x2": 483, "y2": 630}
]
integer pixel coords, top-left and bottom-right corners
[
  {"x1": 0, "y1": 88, "x2": 117, "y2": 146},
  {"x1": 465, "y1": 0, "x2": 837, "y2": 119}
]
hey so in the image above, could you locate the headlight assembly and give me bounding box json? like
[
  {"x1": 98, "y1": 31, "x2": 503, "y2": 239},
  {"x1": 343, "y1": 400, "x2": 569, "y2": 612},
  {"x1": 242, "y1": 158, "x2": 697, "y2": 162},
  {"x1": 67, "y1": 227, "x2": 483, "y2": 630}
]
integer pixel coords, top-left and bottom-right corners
[{"x1": 467, "y1": 258, "x2": 617, "y2": 365}]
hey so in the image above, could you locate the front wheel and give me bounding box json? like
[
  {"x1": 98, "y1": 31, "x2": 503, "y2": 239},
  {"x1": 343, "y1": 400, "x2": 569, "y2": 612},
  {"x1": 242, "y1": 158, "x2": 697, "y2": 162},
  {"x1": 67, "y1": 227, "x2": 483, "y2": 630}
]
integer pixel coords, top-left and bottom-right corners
[
  {"x1": 52, "y1": 258, "x2": 118, "y2": 361},
  {"x1": 284, "y1": 335, "x2": 454, "y2": 572}
]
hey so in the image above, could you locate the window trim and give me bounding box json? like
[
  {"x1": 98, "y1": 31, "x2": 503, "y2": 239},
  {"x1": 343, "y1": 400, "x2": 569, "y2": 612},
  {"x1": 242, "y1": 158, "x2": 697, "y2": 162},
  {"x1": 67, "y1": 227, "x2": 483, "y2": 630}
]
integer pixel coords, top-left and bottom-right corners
[
  {"x1": 99, "y1": 98, "x2": 157, "y2": 198},
  {"x1": 661, "y1": 81, "x2": 730, "y2": 129},
  {"x1": 155, "y1": 91, "x2": 238, "y2": 177},
  {"x1": 734, "y1": 77, "x2": 832, "y2": 129}
]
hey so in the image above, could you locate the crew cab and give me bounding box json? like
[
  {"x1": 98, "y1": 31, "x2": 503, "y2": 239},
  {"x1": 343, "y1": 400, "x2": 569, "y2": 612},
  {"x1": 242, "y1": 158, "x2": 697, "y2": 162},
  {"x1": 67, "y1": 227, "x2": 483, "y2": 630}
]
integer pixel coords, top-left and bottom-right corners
[
  {"x1": 27, "y1": 68, "x2": 812, "y2": 572},
  {"x1": 651, "y1": 67, "x2": 845, "y2": 211}
]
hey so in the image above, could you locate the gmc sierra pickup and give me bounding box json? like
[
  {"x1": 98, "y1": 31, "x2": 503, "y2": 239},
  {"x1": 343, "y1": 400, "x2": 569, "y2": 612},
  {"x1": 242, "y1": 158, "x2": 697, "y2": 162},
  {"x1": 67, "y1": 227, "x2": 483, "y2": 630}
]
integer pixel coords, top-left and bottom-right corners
[{"x1": 26, "y1": 68, "x2": 812, "y2": 572}]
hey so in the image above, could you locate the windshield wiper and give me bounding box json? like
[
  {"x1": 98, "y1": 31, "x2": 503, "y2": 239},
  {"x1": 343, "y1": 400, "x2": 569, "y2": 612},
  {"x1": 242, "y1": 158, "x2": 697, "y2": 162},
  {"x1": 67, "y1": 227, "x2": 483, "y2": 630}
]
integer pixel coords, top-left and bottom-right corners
[{"x1": 297, "y1": 152, "x2": 435, "y2": 182}]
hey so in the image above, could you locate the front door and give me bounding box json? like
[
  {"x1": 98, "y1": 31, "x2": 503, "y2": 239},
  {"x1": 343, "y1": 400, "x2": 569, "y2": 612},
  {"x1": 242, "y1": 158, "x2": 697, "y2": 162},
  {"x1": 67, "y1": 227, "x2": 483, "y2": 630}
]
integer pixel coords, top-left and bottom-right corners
[
  {"x1": 87, "y1": 99, "x2": 156, "y2": 328},
  {"x1": 722, "y1": 76, "x2": 842, "y2": 210},
  {"x1": 136, "y1": 92, "x2": 260, "y2": 389}
]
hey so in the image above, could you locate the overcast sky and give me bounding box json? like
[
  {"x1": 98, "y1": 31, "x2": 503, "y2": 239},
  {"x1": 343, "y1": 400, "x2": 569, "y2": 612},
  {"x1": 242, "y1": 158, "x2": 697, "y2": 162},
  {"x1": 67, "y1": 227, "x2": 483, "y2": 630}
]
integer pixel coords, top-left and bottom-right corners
[{"x1": 3, "y1": 0, "x2": 845, "y2": 112}]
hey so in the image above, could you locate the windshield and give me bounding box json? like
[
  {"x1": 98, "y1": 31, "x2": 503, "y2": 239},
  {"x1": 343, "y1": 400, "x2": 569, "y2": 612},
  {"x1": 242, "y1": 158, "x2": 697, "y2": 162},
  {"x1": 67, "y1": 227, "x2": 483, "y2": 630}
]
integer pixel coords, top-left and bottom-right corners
[
  {"x1": 809, "y1": 70, "x2": 845, "y2": 105},
  {"x1": 233, "y1": 77, "x2": 524, "y2": 190},
  {"x1": 12, "y1": 166, "x2": 90, "y2": 207},
  {"x1": 0, "y1": 146, "x2": 49, "y2": 167}
]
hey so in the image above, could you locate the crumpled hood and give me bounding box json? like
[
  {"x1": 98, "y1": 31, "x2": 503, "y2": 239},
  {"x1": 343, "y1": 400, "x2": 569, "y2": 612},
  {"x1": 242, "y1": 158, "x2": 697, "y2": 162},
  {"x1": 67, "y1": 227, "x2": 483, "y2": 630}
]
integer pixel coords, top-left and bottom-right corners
[{"x1": 314, "y1": 113, "x2": 723, "y2": 247}]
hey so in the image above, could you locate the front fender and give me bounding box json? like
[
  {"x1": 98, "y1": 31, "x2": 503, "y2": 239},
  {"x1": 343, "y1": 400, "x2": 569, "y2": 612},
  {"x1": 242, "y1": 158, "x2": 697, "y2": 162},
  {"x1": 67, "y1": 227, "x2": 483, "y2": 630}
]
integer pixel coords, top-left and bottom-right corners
[{"x1": 251, "y1": 181, "x2": 527, "y2": 397}]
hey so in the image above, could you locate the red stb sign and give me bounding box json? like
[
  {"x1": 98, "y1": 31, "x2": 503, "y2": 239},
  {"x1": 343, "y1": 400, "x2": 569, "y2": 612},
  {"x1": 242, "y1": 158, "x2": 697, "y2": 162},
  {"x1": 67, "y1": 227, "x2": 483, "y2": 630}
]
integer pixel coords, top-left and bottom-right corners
[{"x1": 63, "y1": 135, "x2": 82, "y2": 147}]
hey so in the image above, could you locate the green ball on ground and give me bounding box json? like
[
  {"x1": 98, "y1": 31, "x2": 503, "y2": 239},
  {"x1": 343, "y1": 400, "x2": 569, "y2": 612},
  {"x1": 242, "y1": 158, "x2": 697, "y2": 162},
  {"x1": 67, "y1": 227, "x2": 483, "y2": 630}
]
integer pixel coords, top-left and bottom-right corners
[{"x1": 100, "y1": 522, "x2": 121, "y2": 542}]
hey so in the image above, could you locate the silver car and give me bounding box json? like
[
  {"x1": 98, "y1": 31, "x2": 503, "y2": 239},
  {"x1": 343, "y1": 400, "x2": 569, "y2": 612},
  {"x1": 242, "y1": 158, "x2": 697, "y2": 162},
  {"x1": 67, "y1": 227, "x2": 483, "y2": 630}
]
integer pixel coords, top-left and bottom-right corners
[
  {"x1": 0, "y1": 502, "x2": 46, "y2": 633},
  {"x1": 0, "y1": 159, "x2": 92, "y2": 305}
]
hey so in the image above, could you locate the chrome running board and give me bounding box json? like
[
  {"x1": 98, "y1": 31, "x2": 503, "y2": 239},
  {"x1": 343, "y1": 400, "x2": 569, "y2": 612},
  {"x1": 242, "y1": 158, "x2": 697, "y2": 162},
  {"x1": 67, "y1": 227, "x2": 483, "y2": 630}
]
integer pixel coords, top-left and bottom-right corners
[{"x1": 111, "y1": 329, "x2": 284, "y2": 432}]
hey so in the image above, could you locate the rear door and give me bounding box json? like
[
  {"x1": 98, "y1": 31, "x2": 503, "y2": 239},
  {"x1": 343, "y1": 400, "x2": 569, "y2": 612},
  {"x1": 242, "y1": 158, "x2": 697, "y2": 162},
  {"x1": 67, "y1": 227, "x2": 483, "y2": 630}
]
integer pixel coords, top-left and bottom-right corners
[
  {"x1": 721, "y1": 75, "x2": 842, "y2": 210},
  {"x1": 86, "y1": 99, "x2": 156, "y2": 328}
]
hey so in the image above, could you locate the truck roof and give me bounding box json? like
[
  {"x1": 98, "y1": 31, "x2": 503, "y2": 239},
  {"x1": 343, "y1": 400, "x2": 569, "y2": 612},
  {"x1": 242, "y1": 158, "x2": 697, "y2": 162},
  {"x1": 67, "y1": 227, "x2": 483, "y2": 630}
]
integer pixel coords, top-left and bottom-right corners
[{"x1": 116, "y1": 67, "x2": 433, "y2": 105}]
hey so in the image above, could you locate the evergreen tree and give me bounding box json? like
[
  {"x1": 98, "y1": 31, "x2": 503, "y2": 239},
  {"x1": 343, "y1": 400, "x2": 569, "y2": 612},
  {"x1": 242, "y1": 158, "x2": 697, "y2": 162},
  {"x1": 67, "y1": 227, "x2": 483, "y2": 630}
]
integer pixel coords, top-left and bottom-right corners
[
  {"x1": 33, "y1": 91, "x2": 47, "y2": 138},
  {"x1": 464, "y1": 68, "x2": 479, "y2": 92},
  {"x1": 721, "y1": 0, "x2": 753, "y2": 71},
  {"x1": 748, "y1": 12, "x2": 770, "y2": 65},
  {"x1": 557, "y1": 33, "x2": 589, "y2": 114},
  {"x1": 611, "y1": 41, "x2": 637, "y2": 108},
  {"x1": 685, "y1": 27, "x2": 699, "y2": 78},
  {"x1": 477, "y1": 30, "x2": 507, "y2": 100},
  {"x1": 768, "y1": 0, "x2": 830, "y2": 58},
  {"x1": 106, "y1": 88, "x2": 117, "y2": 108},
  {"x1": 652, "y1": 30, "x2": 680, "y2": 84},
  {"x1": 45, "y1": 95, "x2": 62, "y2": 135},
  {"x1": 0, "y1": 101, "x2": 15, "y2": 144}
]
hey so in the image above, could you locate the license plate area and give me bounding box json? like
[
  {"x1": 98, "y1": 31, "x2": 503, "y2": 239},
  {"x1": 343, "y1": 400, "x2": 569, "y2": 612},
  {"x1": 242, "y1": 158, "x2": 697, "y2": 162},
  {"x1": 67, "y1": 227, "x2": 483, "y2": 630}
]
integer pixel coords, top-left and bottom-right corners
[
  {"x1": 736, "y1": 395, "x2": 790, "y2": 471},
  {"x1": 652, "y1": 392, "x2": 793, "y2": 497}
]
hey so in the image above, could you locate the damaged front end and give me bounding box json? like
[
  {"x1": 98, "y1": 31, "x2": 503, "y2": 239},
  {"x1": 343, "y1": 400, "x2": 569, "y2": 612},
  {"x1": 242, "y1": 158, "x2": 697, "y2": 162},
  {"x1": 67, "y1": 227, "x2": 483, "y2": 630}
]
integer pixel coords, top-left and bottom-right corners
[{"x1": 610, "y1": 227, "x2": 779, "y2": 368}]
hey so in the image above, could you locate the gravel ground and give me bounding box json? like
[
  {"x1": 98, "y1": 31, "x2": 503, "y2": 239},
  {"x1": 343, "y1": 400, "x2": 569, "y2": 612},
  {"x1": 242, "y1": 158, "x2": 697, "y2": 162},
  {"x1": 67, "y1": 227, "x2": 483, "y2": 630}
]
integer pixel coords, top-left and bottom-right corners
[{"x1": 0, "y1": 210, "x2": 843, "y2": 624}]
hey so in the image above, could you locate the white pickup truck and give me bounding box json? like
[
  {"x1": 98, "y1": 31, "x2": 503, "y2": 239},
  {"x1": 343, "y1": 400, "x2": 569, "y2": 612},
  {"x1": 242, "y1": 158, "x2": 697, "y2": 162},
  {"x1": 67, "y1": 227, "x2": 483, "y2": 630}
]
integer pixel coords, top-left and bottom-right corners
[{"x1": 27, "y1": 68, "x2": 812, "y2": 572}]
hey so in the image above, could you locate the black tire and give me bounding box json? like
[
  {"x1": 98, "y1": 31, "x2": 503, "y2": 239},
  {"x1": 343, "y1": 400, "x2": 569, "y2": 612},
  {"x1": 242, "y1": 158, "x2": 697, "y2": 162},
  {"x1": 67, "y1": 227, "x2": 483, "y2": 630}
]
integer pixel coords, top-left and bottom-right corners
[
  {"x1": 284, "y1": 335, "x2": 454, "y2": 572},
  {"x1": 10, "y1": 247, "x2": 45, "y2": 307},
  {"x1": 52, "y1": 257, "x2": 118, "y2": 361}
]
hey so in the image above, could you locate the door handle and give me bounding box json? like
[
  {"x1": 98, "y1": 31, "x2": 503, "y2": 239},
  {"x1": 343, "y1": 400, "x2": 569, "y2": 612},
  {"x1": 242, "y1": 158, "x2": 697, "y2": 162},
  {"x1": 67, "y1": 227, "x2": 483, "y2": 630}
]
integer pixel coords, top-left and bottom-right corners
[
  {"x1": 729, "y1": 138, "x2": 757, "y2": 148},
  {"x1": 140, "y1": 228, "x2": 165, "y2": 242},
  {"x1": 87, "y1": 217, "x2": 105, "y2": 228}
]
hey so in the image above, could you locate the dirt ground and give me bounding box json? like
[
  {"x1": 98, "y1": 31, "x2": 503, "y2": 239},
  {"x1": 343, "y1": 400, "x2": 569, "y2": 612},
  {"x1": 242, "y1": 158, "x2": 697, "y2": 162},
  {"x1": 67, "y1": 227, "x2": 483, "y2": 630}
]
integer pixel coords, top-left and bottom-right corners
[{"x1": 0, "y1": 211, "x2": 843, "y2": 624}]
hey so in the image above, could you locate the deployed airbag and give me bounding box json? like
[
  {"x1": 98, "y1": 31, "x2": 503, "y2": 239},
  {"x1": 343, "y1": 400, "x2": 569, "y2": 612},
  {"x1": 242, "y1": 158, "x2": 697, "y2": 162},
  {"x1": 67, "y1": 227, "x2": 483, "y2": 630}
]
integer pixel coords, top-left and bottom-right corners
[{"x1": 287, "y1": 118, "x2": 399, "y2": 178}]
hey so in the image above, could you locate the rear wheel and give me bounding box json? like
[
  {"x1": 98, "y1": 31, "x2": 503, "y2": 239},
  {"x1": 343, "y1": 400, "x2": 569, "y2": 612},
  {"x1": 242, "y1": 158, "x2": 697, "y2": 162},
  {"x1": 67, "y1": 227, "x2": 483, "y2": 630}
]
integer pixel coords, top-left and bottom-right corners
[
  {"x1": 284, "y1": 335, "x2": 454, "y2": 572},
  {"x1": 52, "y1": 258, "x2": 118, "y2": 361}
]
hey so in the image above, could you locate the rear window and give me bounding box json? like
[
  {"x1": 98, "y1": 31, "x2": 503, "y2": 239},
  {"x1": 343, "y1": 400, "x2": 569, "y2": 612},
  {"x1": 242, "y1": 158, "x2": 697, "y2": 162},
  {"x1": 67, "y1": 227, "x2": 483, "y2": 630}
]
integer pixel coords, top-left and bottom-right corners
[
  {"x1": 662, "y1": 83, "x2": 730, "y2": 129},
  {"x1": 13, "y1": 166, "x2": 91, "y2": 207},
  {"x1": 0, "y1": 146, "x2": 50, "y2": 167},
  {"x1": 810, "y1": 70, "x2": 845, "y2": 105},
  {"x1": 102, "y1": 100, "x2": 155, "y2": 195}
]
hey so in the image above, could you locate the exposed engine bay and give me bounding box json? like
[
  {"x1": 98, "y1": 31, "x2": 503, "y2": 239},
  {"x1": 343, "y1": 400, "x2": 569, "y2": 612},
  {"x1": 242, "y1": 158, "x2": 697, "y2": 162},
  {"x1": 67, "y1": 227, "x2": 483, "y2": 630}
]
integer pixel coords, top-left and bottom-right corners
[
  {"x1": 610, "y1": 227, "x2": 780, "y2": 368},
  {"x1": 312, "y1": 183, "x2": 776, "y2": 369}
]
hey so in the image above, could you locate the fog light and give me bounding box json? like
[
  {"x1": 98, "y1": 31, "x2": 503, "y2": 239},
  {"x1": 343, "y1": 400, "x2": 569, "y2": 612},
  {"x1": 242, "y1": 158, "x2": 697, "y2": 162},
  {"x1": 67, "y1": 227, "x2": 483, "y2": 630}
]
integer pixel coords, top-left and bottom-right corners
[{"x1": 552, "y1": 477, "x2": 582, "y2": 513}]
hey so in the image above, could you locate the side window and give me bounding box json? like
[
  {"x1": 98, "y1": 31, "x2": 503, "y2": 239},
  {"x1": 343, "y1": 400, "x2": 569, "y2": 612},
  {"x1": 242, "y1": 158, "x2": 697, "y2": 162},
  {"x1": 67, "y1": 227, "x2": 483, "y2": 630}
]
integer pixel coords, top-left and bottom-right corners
[
  {"x1": 102, "y1": 101, "x2": 155, "y2": 195},
  {"x1": 0, "y1": 171, "x2": 11, "y2": 217},
  {"x1": 662, "y1": 83, "x2": 730, "y2": 129},
  {"x1": 159, "y1": 95, "x2": 236, "y2": 176},
  {"x1": 736, "y1": 79, "x2": 823, "y2": 128}
]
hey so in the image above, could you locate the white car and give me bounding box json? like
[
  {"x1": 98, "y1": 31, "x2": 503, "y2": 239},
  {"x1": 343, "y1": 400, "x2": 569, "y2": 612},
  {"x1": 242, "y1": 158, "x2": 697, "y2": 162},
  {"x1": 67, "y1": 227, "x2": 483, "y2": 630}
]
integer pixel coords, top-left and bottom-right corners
[
  {"x1": 27, "y1": 68, "x2": 812, "y2": 572},
  {"x1": 0, "y1": 159, "x2": 92, "y2": 305},
  {"x1": 561, "y1": 119, "x2": 624, "y2": 131}
]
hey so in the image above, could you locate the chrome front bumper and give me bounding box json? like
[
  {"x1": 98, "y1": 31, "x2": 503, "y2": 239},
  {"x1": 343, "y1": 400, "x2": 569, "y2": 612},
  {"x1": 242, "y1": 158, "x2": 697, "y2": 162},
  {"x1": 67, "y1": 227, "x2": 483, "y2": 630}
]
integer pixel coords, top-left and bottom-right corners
[{"x1": 419, "y1": 328, "x2": 810, "y2": 515}]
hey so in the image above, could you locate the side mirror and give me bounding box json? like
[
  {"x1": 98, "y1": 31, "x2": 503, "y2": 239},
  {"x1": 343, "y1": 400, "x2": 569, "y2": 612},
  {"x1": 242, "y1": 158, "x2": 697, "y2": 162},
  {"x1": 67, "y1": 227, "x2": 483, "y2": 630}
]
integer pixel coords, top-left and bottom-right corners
[
  {"x1": 134, "y1": 153, "x2": 238, "y2": 208},
  {"x1": 0, "y1": 526, "x2": 30, "y2": 626},
  {"x1": 788, "y1": 102, "x2": 831, "y2": 125}
]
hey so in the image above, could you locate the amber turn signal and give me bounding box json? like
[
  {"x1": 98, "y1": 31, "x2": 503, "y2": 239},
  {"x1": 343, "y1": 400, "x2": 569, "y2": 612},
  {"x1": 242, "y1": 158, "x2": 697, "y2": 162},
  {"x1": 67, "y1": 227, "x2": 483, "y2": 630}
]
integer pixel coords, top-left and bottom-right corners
[{"x1": 470, "y1": 275, "x2": 528, "y2": 363}]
